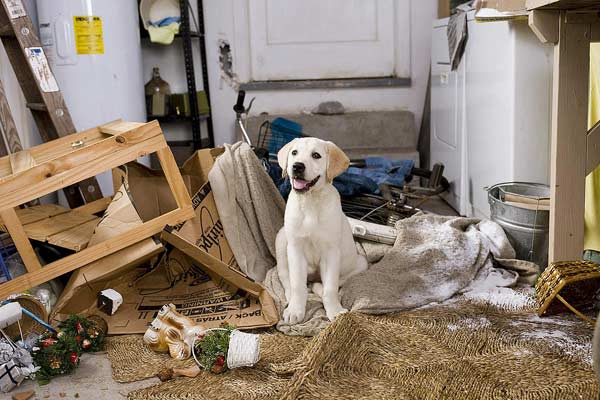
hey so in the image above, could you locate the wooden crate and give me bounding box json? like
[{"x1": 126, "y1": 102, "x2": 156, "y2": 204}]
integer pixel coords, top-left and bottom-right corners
[{"x1": 0, "y1": 120, "x2": 194, "y2": 298}]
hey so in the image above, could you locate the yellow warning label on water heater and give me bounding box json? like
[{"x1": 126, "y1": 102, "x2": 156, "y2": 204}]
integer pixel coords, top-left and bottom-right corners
[{"x1": 73, "y1": 16, "x2": 104, "y2": 54}]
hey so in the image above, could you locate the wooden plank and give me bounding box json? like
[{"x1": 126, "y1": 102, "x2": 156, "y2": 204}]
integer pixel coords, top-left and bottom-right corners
[
  {"x1": 0, "y1": 121, "x2": 160, "y2": 178},
  {"x1": 0, "y1": 208, "x2": 41, "y2": 272},
  {"x1": 528, "y1": 0, "x2": 600, "y2": 10},
  {"x1": 47, "y1": 218, "x2": 99, "y2": 251},
  {"x1": 156, "y1": 146, "x2": 193, "y2": 209},
  {"x1": 24, "y1": 211, "x2": 97, "y2": 242},
  {"x1": 0, "y1": 204, "x2": 69, "y2": 231},
  {"x1": 0, "y1": 207, "x2": 194, "y2": 298},
  {"x1": 549, "y1": 12, "x2": 590, "y2": 262},
  {"x1": 73, "y1": 196, "x2": 112, "y2": 215},
  {"x1": 99, "y1": 120, "x2": 145, "y2": 135},
  {"x1": 0, "y1": 124, "x2": 164, "y2": 209},
  {"x1": 8, "y1": 150, "x2": 35, "y2": 174},
  {"x1": 161, "y1": 230, "x2": 263, "y2": 297},
  {"x1": 0, "y1": 126, "x2": 105, "y2": 178},
  {"x1": 529, "y1": 10, "x2": 559, "y2": 43}
]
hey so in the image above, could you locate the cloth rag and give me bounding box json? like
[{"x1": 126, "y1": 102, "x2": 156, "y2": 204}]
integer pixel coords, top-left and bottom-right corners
[
  {"x1": 264, "y1": 213, "x2": 539, "y2": 336},
  {"x1": 208, "y1": 142, "x2": 286, "y2": 282}
]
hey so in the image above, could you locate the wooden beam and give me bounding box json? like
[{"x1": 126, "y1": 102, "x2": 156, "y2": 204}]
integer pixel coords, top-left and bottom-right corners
[
  {"x1": 528, "y1": 0, "x2": 600, "y2": 10},
  {"x1": 161, "y1": 230, "x2": 263, "y2": 298},
  {"x1": 549, "y1": 11, "x2": 590, "y2": 262},
  {"x1": 529, "y1": 10, "x2": 559, "y2": 43},
  {"x1": 47, "y1": 219, "x2": 100, "y2": 251},
  {"x1": 0, "y1": 204, "x2": 69, "y2": 230},
  {"x1": 23, "y1": 212, "x2": 97, "y2": 242},
  {"x1": 73, "y1": 196, "x2": 112, "y2": 215},
  {"x1": 0, "y1": 208, "x2": 41, "y2": 272},
  {"x1": 156, "y1": 146, "x2": 193, "y2": 209},
  {"x1": 99, "y1": 120, "x2": 145, "y2": 135}
]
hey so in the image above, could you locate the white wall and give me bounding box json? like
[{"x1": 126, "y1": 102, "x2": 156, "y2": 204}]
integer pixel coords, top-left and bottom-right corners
[{"x1": 204, "y1": 0, "x2": 437, "y2": 145}]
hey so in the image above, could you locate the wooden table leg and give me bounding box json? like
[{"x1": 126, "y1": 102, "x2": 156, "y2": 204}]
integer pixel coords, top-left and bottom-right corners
[
  {"x1": 549, "y1": 12, "x2": 591, "y2": 262},
  {"x1": 0, "y1": 208, "x2": 41, "y2": 272}
]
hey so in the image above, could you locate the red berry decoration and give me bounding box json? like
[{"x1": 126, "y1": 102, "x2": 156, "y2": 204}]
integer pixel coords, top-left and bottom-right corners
[
  {"x1": 75, "y1": 321, "x2": 84, "y2": 334},
  {"x1": 215, "y1": 355, "x2": 225, "y2": 367},
  {"x1": 42, "y1": 338, "x2": 57, "y2": 348},
  {"x1": 82, "y1": 339, "x2": 92, "y2": 350},
  {"x1": 74, "y1": 335, "x2": 82, "y2": 343},
  {"x1": 69, "y1": 352, "x2": 79, "y2": 364}
]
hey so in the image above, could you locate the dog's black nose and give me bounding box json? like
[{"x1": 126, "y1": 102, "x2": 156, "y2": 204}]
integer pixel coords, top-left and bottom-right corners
[{"x1": 292, "y1": 162, "x2": 305, "y2": 174}]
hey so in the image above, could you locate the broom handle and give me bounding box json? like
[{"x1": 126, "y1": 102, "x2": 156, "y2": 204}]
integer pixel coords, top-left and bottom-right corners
[{"x1": 1, "y1": 300, "x2": 56, "y2": 332}]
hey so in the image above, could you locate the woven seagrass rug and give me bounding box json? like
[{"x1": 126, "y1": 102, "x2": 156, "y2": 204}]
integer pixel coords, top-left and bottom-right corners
[{"x1": 107, "y1": 300, "x2": 599, "y2": 400}]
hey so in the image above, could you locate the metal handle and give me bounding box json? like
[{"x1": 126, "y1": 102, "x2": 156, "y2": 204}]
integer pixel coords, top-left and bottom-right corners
[{"x1": 233, "y1": 90, "x2": 246, "y2": 114}]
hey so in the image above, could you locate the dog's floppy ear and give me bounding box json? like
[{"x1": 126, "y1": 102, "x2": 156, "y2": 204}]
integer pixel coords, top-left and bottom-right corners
[
  {"x1": 326, "y1": 141, "x2": 350, "y2": 182},
  {"x1": 277, "y1": 139, "x2": 296, "y2": 178}
]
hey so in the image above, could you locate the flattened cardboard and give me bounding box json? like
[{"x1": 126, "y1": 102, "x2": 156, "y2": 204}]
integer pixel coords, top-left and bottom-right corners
[{"x1": 53, "y1": 249, "x2": 274, "y2": 333}]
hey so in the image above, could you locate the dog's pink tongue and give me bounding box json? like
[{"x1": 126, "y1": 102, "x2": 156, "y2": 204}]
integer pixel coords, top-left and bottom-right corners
[{"x1": 293, "y1": 178, "x2": 309, "y2": 190}]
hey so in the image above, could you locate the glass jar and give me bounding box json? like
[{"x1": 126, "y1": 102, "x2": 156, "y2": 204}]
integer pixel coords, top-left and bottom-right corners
[{"x1": 145, "y1": 67, "x2": 171, "y2": 117}]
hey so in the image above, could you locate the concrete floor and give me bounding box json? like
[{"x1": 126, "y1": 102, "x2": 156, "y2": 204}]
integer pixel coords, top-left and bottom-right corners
[
  {"x1": 2, "y1": 196, "x2": 459, "y2": 400},
  {"x1": 4, "y1": 353, "x2": 158, "y2": 400}
]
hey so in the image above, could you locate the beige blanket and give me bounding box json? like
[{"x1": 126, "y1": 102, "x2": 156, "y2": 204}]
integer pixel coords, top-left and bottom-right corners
[
  {"x1": 208, "y1": 142, "x2": 286, "y2": 282},
  {"x1": 265, "y1": 214, "x2": 540, "y2": 336}
]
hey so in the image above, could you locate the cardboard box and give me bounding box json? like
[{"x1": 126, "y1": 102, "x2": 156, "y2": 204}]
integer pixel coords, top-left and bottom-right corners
[{"x1": 54, "y1": 148, "x2": 278, "y2": 333}]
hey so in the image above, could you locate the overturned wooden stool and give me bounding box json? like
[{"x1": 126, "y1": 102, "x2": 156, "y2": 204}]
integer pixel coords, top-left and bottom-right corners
[{"x1": 0, "y1": 120, "x2": 194, "y2": 299}]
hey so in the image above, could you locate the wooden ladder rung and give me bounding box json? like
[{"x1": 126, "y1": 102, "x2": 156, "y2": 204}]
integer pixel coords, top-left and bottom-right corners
[{"x1": 26, "y1": 102, "x2": 48, "y2": 111}]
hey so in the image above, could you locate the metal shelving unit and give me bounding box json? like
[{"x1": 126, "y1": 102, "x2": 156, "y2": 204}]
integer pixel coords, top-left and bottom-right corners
[{"x1": 140, "y1": 0, "x2": 214, "y2": 153}]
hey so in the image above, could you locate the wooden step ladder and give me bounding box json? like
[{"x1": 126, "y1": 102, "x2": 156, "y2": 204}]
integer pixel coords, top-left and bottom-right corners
[{"x1": 0, "y1": 0, "x2": 102, "y2": 207}]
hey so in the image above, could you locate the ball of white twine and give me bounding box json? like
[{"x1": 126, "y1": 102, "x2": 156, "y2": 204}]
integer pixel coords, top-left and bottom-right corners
[{"x1": 191, "y1": 328, "x2": 260, "y2": 370}]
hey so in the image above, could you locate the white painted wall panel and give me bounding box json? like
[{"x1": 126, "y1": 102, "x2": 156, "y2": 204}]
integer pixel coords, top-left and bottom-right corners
[
  {"x1": 249, "y1": 0, "x2": 397, "y2": 80},
  {"x1": 204, "y1": 0, "x2": 436, "y2": 145}
]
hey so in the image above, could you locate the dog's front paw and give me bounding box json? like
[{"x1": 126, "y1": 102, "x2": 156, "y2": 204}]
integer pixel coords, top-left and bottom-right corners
[
  {"x1": 283, "y1": 302, "x2": 306, "y2": 325},
  {"x1": 325, "y1": 304, "x2": 348, "y2": 321}
]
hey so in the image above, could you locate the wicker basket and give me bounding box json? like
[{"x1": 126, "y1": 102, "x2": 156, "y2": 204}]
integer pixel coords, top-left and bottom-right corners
[
  {"x1": 535, "y1": 260, "x2": 600, "y2": 324},
  {"x1": 4, "y1": 294, "x2": 49, "y2": 340}
]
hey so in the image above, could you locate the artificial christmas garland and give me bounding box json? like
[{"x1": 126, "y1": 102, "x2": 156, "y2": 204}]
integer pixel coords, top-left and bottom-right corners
[{"x1": 31, "y1": 315, "x2": 105, "y2": 383}]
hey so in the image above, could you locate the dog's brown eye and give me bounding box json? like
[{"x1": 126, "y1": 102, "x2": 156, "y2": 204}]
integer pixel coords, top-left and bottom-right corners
[
  {"x1": 312, "y1": 152, "x2": 321, "y2": 159},
  {"x1": 291, "y1": 150, "x2": 298, "y2": 156}
]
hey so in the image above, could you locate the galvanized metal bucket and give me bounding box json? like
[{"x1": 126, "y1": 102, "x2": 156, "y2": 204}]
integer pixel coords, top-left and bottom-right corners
[{"x1": 487, "y1": 182, "x2": 550, "y2": 270}]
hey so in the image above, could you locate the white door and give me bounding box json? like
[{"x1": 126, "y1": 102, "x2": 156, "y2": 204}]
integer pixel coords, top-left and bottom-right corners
[{"x1": 246, "y1": 0, "x2": 409, "y2": 81}]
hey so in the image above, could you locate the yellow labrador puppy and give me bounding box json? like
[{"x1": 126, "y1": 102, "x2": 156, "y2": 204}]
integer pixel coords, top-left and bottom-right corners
[{"x1": 275, "y1": 138, "x2": 368, "y2": 324}]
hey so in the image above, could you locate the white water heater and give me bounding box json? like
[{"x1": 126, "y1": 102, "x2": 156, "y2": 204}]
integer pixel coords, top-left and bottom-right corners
[{"x1": 36, "y1": 0, "x2": 146, "y2": 197}]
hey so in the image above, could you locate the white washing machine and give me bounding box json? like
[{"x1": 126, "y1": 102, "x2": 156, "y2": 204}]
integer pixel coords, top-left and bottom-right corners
[
  {"x1": 431, "y1": 17, "x2": 468, "y2": 215},
  {"x1": 431, "y1": 13, "x2": 553, "y2": 218}
]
